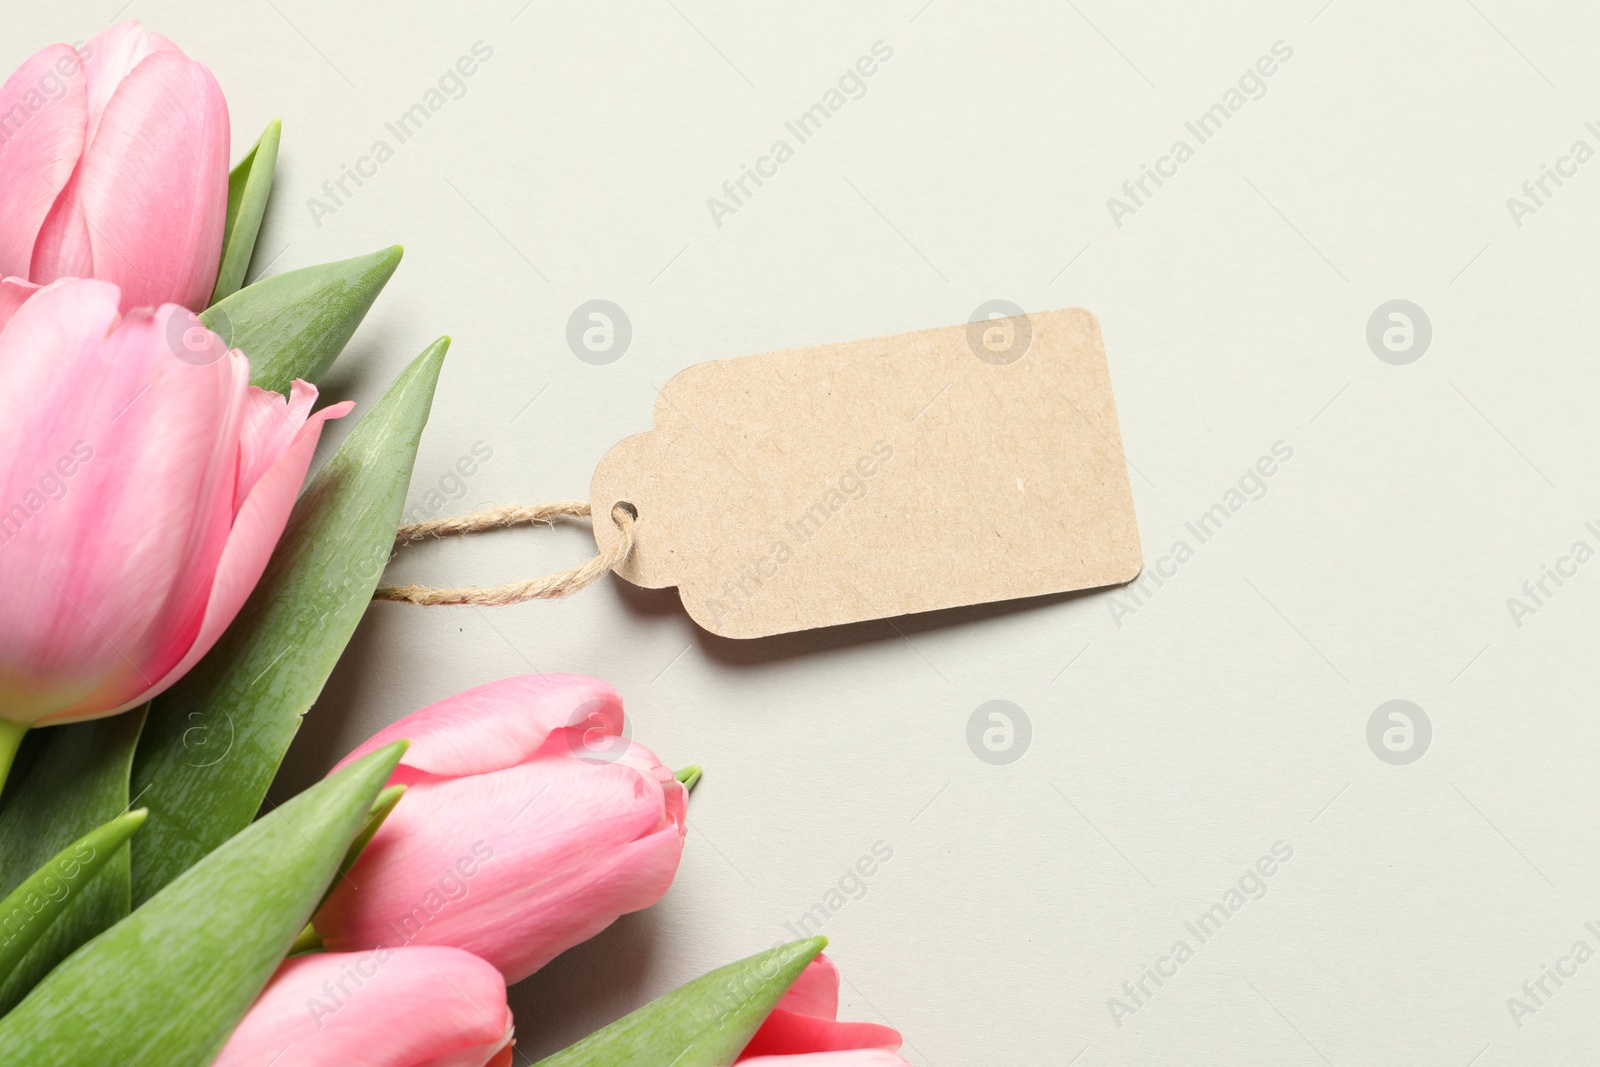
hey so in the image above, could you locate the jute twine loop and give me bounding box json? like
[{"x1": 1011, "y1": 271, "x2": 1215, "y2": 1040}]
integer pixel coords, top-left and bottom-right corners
[{"x1": 373, "y1": 501, "x2": 636, "y2": 606}]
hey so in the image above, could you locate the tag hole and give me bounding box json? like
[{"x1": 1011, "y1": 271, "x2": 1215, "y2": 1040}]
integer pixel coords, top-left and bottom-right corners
[{"x1": 614, "y1": 501, "x2": 639, "y2": 520}]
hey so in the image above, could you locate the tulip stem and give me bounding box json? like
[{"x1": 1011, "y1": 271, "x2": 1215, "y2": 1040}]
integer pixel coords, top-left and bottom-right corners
[
  {"x1": 0, "y1": 721, "x2": 26, "y2": 797},
  {"x1": 290, "y1": 922, "x2": 324, "y2": 955},
  {"x1": 675, "y1": 765, "x2": 702, "y2": 793}
]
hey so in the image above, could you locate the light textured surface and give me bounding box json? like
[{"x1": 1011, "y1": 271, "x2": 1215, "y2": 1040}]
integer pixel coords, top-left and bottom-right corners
[{"x1": 7, "y1": 2, "x2": 1598, "y2": 1063}]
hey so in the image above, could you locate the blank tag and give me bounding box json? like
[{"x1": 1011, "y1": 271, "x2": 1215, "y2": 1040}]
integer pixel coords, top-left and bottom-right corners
[{"x1": 590, "y1": 308, "x2": 1142, "y2": 638}]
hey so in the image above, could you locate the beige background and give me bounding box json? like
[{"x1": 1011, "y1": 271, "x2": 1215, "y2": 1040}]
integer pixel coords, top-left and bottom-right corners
[{"x1": 8, "y1": 1, "x2": 1600, "y2": 1063}]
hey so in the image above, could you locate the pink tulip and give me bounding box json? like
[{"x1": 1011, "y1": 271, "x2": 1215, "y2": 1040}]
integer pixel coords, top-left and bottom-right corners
[
  {"x1": 213, "y1": 948, "x2": 514, "y2": 1067},
  {"x1": 0, "y1": 277, "x2": 351, "y2": 728},
  {"x1": 314, "y1": 675, "x2": 688, "y2": 983},
  {"x1": 0, "y1": 22, "x2": 229, "y2": 311},
  {"x1": 737, "y1": 956, "x2": 908, "y2": 1065}
]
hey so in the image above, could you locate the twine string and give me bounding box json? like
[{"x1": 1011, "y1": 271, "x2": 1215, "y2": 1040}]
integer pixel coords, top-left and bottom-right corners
[{"x1": 373, "y1": 501, "x2": 635, "y2": 606}]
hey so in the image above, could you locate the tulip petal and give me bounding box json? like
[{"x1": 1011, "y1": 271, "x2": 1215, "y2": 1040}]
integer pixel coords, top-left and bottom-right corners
[
  {"x1": 0, "y1": 279, "x2": 123, "y2": 717},
  {"x1": 737, "y1": 1011, "x2": 903, "y2": 1060},
  {"x1": 39, "y1": 48, "x2": 228, "y2": 310},
  {"x1": 0, "y1": 292, "x2": 248, "y2": 722},
  {"x1": 80, "y1": 388, "x2": 353, "y2": 719},
  {"x1": 318, "y1": 753, "x2": 685, "y2": 982},
  {"x1": 0, "y1": 276, "x2": 39, "y2": 334},
  {"x1": 77, "y1": 22, "x2": 179, "y2": 145},
  {"x1": 332, "y1": 675, "x2": 628, "y2": 779},
  {"x1": 236, "y1": 379, "x2": 321, "y2": 509},
  {"x1": 212, "y1": 949, "x2": 512, "y2": 1067},
  {"x1": 28, "y1": 167, "x2": 93, "y2": 285},
  {"x1": 465, "y1": 819, "x2": 686, "y2": 982},
  {"x1": 775, "y1": 956, "x2": 841, "y2": 1019},
  {"x1": 0, "y1": 45, "x2": 86, "y2": 277}
]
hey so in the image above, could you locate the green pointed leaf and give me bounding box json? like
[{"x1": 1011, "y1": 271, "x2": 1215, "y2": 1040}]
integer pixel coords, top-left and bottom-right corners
[
  {"x1": 0, "y1": 719, "x2": 25, "y2": 793},
  {"x1": 0, "y1": 709, "x2": 145, "y2": 1014},
  {"x1": 130, "y1": 338, "x2": 450, "y2": 907},
  {"x1": 202, "y1": 244, "x2": 404, "y2": 396},
  {"x1": 535, "y1": 937, "x2": 827, "y2": 1067},
  {"x1": 292, "y1": 782, "x2": 408, "y2": 955},
  {"x1": 288, "y1": 921, "x2": 323, "y2": 955},
  {"x1": 0, "y1": 742, "x2": 406, "y2": 1066},
  {"x1": 209, "y1": 118, "x2": 282, "y2": 305},
  {"x1": 0, "y1": 808, "x2": 146, "y2": 983},
  {"x1": 322, "y1": 783, "x2": 405, "y2": 910}
]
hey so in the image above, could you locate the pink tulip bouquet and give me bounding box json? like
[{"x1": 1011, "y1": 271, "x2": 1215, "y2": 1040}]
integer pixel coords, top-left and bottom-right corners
[{"x1": 0, "y1": 19, "x2": 912, "y2": 1067}]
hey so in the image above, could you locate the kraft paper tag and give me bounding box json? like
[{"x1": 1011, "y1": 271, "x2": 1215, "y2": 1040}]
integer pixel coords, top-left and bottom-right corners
[{"x1": 590, "y1": 308, "x2": 1142, "y2": 638}]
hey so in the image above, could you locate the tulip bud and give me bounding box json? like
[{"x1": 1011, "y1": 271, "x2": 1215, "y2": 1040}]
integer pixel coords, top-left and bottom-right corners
[
  {"x1": 736, "y1": 956, "x2": 907, "y2": 1064},
  {"x1": 0, "y1": 278, "x2": 351, "y2": 728},
  {"x1": 314, "y1": 675, "x2": 688, "y2": 982},
  {"x1": 213, "y1": 948, "x2": 513, "y2": 1067},
  {"x1": 0, "y1": 22, "x2": 229, "y2": 311}
]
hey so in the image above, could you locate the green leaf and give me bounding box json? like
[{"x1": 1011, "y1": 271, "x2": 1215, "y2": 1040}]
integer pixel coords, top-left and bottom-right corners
[
  {"x1": 202, "y1": 244, "x2": 404, "y2": 396},
  {"x1": 209, "y1": 118, "x2": 282, "y2": 305},
  {"x1": 0, "y1": 742, "x2": 406, "y2": 1066},
  {"x1": 0, "y1": 709, "x2": 145, "y2": 1014},
  {"x1": 534, "y1": 937, "x2": 827, "y2": 1067},
  {"x1": 130, "y1": 337, "x2": 450, "y2": 907},
  {"x1": 0, "y1": 720, "x2": 25, "y2": 795},
  {"x1": 340, "y1": 784, "x2": 406, "y2": 878},
  {"x1": 0, "y1": 808, "x2": 146, "y2": 983},
  {"x1": 323, "y1": 783, "x2": 405, "y2": 909},
  {"x1": 295, "y1": 782, "x2": 408, "y2": 953}
]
